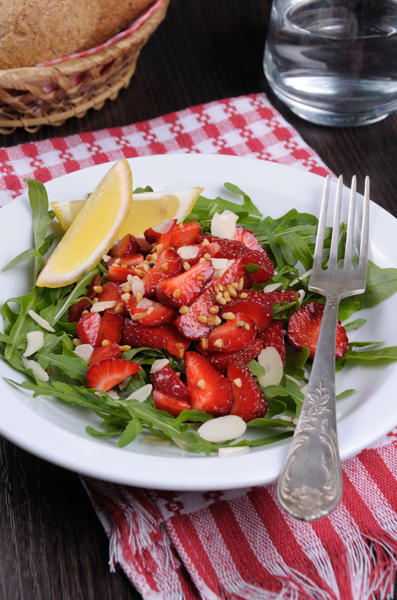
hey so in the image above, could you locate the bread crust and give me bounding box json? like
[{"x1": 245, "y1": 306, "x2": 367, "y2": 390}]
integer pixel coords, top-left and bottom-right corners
[{"x1": 0, "y1": 0, "x2": 154, "y2": 69}]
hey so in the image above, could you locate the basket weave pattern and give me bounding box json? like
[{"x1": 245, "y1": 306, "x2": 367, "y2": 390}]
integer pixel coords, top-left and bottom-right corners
[{"x1": 0, "y1": 0, "x2": 170, "y2": 134}]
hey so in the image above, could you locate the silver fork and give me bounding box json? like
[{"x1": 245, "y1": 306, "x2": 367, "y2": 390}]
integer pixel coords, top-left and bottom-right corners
[{"x1": 277, "y1": 175, "x2": 370, "y2": 521}]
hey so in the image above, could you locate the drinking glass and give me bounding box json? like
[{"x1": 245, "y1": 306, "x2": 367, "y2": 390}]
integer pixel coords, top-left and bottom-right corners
[{"x1": 263, "y1": 0, "x2": 397, "y2": 126}]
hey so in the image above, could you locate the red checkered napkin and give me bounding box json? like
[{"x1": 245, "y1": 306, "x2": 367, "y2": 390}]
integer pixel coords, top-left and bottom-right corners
[{"x1": 2, "y1": 94, "x2": 397, "y2": 600}]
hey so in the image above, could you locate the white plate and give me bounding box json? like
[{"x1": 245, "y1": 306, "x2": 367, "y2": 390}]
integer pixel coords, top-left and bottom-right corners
[{"x1": 0, "y1": 154, "x2": 396, "y2": 491}]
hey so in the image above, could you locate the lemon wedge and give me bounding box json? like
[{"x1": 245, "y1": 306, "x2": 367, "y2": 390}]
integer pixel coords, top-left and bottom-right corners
[
  {"x1": 37, "y1": 159, "x2": 133, "y2": 288},
  {"x1": 51, "y1": 187, "x2": 203, "y2": 235}
]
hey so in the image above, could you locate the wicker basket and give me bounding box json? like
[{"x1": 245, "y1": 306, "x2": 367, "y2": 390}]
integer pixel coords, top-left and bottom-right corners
[{"x1": 0, "y1": 0, "x2": 170, "y2": 134}]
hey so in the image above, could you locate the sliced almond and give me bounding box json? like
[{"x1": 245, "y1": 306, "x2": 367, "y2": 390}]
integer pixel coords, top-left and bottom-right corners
[
  {"x1": 23, "y1": 331, "x2": 44, "y2": 357},
  {"x1": 198, "y1": 415, "x2": 247, "y2": 443},
  {"x1": 257, "y1": 347, "x2": 283, "y2": 387}
]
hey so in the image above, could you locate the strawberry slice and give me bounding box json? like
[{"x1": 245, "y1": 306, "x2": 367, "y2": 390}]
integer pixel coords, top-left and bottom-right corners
[
  {"x1": 170, "y1": 222, "x2": 201, "y2": 248},
  {"x1": 98, "y1": 281, "x2": 122, "y2": 304},
  {"x1": 87, "y1": 342, "x2": 122, "y2": 367},
  {"x1": 198, "y1": 338, "x2": 263, "y2": 374},
  {"x1": 225, "y1": 289, "x2": 273, "y2": 333},
  {"x1": 155, "y1": 219, "x2": 177, "y2": 256},
  {"x1": 185, "y1": 351, "x2": 233, "y2": 415},
  {"x1": 110, "y1": 234, "x2": 140, "y2": 258},
  {"x1": 259, "y1": 321, "x2": 286, "y2": 366},
  {"x1": 142, "y1": 249, "x2": 183, "y2": 297},
  {"x1": 76, "y1": 312, "x2": 100, "y2": 346},
  {"x1": 287, "y1": 301, "x2": 349, "y2": 359},
  {"x1": 204, "y1": 312, "x2": 256, "y2": 352},
  {"x1": 108, "y1": 256, "x2": 145, "y2": 284},
  {"x1": 150, "y1": 365, "x2": 191, "y2": 402},
  {"x1": 227, "y1": 361, "x2": 268, "y2": 422},
  {"x1": 152, "y1": 389, "x2": 191, "y2": 418},
  {"x1": 127, "y1": 297, "x2": 175, "y2": 327},
  {"x1": 156, "y1": 261, "x2": 214, "y2": 308},
  {"x1": 68, "y1": 274, "x2": 102, "y2": 323},
  {"x1": 234, "y1": 226, "x2": 264, "y2": 254},
  {"x1": 86, "y1": 358, "x2": 142, "y2": 392},
  {"x1": 264, "y1": 289, "x2": 297, "y2": 305},
  {"x1": 122, "y1": 318, "x2": 167, "y2": 350},
  {"x1": 150, "y1": 324, "x2": 191, "y2": 358},
  {"x1": 96, "y1": 311, "x2": 123, "y2": 347},
  {"x1": 108, "y1": 254, "x2": 145, "y2": 268},
  {"x1": 174, "y1": 256, "x2": 246, "y2": 339},
  {"x1": 144, "y1": 227, "x2": 160, "y2": 244}
]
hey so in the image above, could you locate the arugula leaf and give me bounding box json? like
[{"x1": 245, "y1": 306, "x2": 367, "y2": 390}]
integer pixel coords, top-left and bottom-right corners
[{"x1": 344, "y1": 260, "x2": 397, "y2": 309}]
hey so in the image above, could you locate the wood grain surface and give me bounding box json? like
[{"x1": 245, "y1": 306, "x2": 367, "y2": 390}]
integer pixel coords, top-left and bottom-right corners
[{"x1": 1, "y1": 0, "x2": 397, "y2": 598}]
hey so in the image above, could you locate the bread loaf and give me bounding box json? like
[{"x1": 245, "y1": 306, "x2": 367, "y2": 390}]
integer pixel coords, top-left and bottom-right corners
[{"x1": 0, "y1": 0, "x2": 154, "y2": 69}]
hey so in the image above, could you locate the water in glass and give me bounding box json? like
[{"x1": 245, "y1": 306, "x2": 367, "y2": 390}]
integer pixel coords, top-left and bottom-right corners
[{"x1": 264, "y1": 0, "x2": 397, "y2": 126}]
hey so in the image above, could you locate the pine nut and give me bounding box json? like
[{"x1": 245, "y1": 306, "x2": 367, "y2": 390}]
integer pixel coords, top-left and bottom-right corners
[
  {"x1": 115, "y1": 258, "x2": 121, "y2": 264},
  {"x1": 183, "y1": 262, "x2": 190, "y2": 270},
  {"x1": 146, "y1": 307, "x2": 154, "y2": 314},
  {"x1": 151, "y1": 253, "x2": 158, "y2": 262},
  {"x1": 119, "y1": 345, "x2": 131, "y2": 352},
  {"x1": 237, "y1": 321, "x2": 245, "y2": 327},
  {"x1": 179, "y1": 305, "x2": 190, "y2": 314},
  {"x1": 200, "y1": 338, "x2": 207, "y2": 349},
  {"x1": 204, "y1": 253, "x2": 211, "y2": 260},
  {"x1": 197, "y1": 315, "x2": 208, "y2": 324},
  {"x1": 217, "y1": 297, "x2": 227, "y2": 305},
  {"x1": 73, "y1": 338, "x2": 82, "y2": 347},
  {"x1": 131, "y1": 312, "x2": 147, "y2": 320},
  {"x1": 121, "y1": 283, "x2": 132, "y2": 293},
  {"x1": 216, "y1": 292, "x2": 223, "y2": 301},
  {"x1": 214, "y1": 285, "x2": 220, "y2": 294},
  {"x1": 82, "y1": 310, "x2": 89, "y2": 315},
  {"x1": 244, "y1": 322, "x2": 250, "y2": 330},
  {"x1": 214, "y1": 316, "x2": 222, "y2": 325},
  {"x1": 178, "y1": 223, "x2": 184, "y2": 229},
  {"x1": 209, "y1": 306, "x2": 219, "y2": 314},
  {"x1": 121, "y1": 293, "x2": 130, "y2": 302},
  {"x1": 114, "y1": 302, "x2": 124, "y2": 313},
  {"x1": 155, "y1": 244, "x2": 163, "y2": 253},
  {"x1": 238, "y1": 277, "x2": 244, "y2": 290},
  {"x1": 161, "y1": 262, "x2": 168, "y2": 272},
  {"x1": 231, "y1": 281, "x2": 239, "y2": 289},
  {"x1": 197, "y1": 379, "x2": 205, "y2": 389},
  {"x1": 202, "y1": 239, "x2": 210, "y2": 246},
  {"x1": 197, "y1": 275, "x2": 205, "y2": 281},
  {"x1": 218, "y1": 284, "x2": 224, "y2": 292},
  {"x1": 213, "y1": 339, "x2": 223, "y2": 348},
  {"x1": 173, "y1": 288, "x2": 182, "y2": 299},
  {"x1": 222, "y1": 312, "x2": 235, "y2": 320},
  {"x1": 146, "y1": 254, "x2": 152, "y2": 262},
  {"x1": 134, "y1": 269, "x2": 145, "y2": 277},
  {"x1": 227, "y1": 284, "x2": 237, "y2": 297},
  {"x1": 207, "y1": 316, "x2": 216, "y2": 326},
  {"x1": 135, "y1": 292, "x2": 143, "y2": 302},
  {"x1": 93, "y1": 285, "x2": 103, "y2": 294},
  {"x1": 179, "y1": 349, "x2": 184, "y2": 358},
  {"x1": 223, "y1": 291, "x2": 231, "y2": 302},
  {"x1": 240, "y1": 292, "x2": 248, "y2": 299},
  {"x1": 199, "y1": 258, "x2": 206, "y2": 263},
  {"x1": 234, "y1": 378, "x2": 243, "y2": 388},
  {"x1": 102, "y1": 339, "x2": 110, "y2": 346},
  {"x1": 92, "y1": 298, "x2": 99, "y2": 303}
]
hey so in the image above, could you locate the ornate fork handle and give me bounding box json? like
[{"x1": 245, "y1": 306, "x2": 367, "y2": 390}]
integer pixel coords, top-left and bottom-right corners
[{"x1": 278, "y1": 290, "x2": 343, "y2": 521}]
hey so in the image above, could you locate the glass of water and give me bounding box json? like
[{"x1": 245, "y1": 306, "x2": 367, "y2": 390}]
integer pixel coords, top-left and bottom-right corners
[{"x1": 263, "y1": 0, "x2": 397, "y2": 126}]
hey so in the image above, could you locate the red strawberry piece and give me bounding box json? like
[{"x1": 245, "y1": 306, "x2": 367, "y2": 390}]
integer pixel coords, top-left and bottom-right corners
[
  {"x1": 96, "y1": 311, "x2": 123, "y2": 347},
  {"x1": 170, "y1": 222, "x2": 201, "y2": 248},
  {"x1": 260, "y1": 321, "x2": 286, "y2": 366},
  {"x1": 127, "y1": 297, "x2": 175, "y2": 327},
  {"x1": 136, "y1": 237, "x2": 152, "y2": 256},
  {"x1": 156, "y1": 261, "x2": 214, "y2": 308},
  {"x1": 264, "y1": 289, "x2": 297, "y2": 305},
  {"x1": 225, "y1": 289, "x2": 273, "y2": 333},
  {"x1": 108, "y1": 254, "x2": 145, "y2": 268},
  {"x1": 204, "y1": 312, "x2": 256, "y2": 352},
  {"x1": 68, "y1": 275, "x2": 102, "y2": 323},
  {"x1": 150, "y1": 324, "x2": 191, "y2": 358},
  {"x1": 185, "y1": 351, "x2": 233, "y2": 415},
  {"x1": 86, "y1": 358, "x2": 142, "y2": 392},
  {"x1": 87, "y1": 342, "x2": 122, "y2": 368},
  {"x1": 241, "y1": 250, "x2": 274, "y2": 284},
  {"x1": 174, "y1": 256, "x2": 246, "y2": 339},
  {"x1": 234, "y1": 226, "x2": 264, "y2": 254},
  {"x1": 287, "y1": 301, "x2": 349, "y2": 359},
  {"x1": 142, "y1": 249, "x2": 183, "y2": 297},
  {"x1": 108, "y1": 257, "x2": 145, "y2": 284},
  {"x1": 98, "y1": 281, "x2": 122, "y2": 304},
  {"x1": 201, "y1": 236, "x2": 274, "y2": 284},
  {"x1": 76, "y1": 312, "x2": 100, "y2": 346},
  {"x1": 198, "y1": 338, "x2": 263, "y2": 374},
  {"x1": 150, "y1": 365, "x2": 191, "y2": 402},
  {"x1": 110, "y1": 234, "x2": 140, "y2": 258},
  {"x1": 122, "y1": 319, "x2": 167, "y2": 350},
  {"x1": 155, "y1": 219, "x2": 177, "y2": 256},
  {"x1": 144, "y1": 227, "x2": 160, "y2": 244},
  {"x1": 152, "y1": 389, "x2": 191, "y2": 418},
  {"x1": 227, "y1": 360, "x2": 268, "y2": 422}
]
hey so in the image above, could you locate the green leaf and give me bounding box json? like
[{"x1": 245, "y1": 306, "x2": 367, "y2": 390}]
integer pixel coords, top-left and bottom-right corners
[
  {"x1": 345, "y1": 260, "x2": 397, "y2": 309},
  {"x1": 1, "y1": 248, "x2": 42, "y2": 272},
  {"x1": 50, "y1": 268, "x2": 100, "y2": 326},
  {"x1": 5, "y1": 289, "x2": 37, "y2": 360},
  {"x1": 36, "y1": 351, "x2": 87, "y2": 384},
  {"x1": 338, "y1": 301, "x2": 360, "y2": 322},
  {"x1": 344, "y1": 318, "x2": 366, "y2": 332},
  {"x1": 247, "y1": 359, "x2": 266, "y2": 377},
  {"x1": 118, "y1": 415, "x2": 143, "y2": 447}
]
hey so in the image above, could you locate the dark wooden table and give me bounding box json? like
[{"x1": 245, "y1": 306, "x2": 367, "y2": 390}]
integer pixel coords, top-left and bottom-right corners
[{"x1": 1, "y1": 1, "x2": 397, "y2": 598}]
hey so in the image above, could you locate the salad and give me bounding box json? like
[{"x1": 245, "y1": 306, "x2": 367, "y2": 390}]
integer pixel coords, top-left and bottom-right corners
[{"x1": 1, "y1": 164, "x2": 397, "y2": 457}]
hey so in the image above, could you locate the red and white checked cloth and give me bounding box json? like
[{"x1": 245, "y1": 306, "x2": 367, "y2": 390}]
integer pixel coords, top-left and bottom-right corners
[{"x1": 2, "y1": 93, "x2": 397, "y2": 600}]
